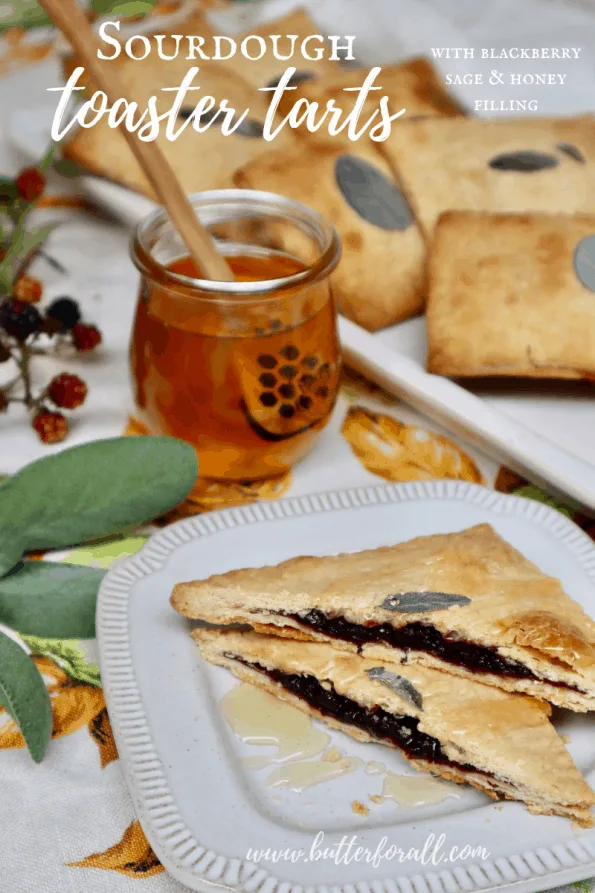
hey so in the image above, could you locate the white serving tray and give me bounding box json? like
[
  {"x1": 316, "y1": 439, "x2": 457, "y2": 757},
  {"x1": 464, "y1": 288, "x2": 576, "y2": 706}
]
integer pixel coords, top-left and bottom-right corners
[
  {"x1": 98, "y1": 481, "x2": 595, "y2": 893},
  {"x1": 340, "y1": 318, "x2": 595, "y2": 515}
]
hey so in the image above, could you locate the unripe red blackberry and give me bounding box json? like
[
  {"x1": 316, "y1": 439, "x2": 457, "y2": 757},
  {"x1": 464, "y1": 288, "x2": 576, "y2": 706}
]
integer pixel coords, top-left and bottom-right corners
[
  {"x1": 32, "y1": 410, "x2": 68, "y2": 444},
  {"x1": 48, "y1": 372, "x2": 87, "y2": 409},
  {"x1": 15, "y1": 167, "x2": 46, "y2": 202},
  {"x1": 72, "y1": 322, "x2": 102, "y2": 352},
  {"x1": 13, "y1": 275, "x2": 42, "y2": 304}
]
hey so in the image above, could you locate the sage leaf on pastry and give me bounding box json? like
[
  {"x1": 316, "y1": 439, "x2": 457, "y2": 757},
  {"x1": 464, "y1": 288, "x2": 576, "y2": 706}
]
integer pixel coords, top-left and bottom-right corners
[
  {"x1": 574, "y1": 234, "x2": 595, "y2": 293},
  {"x1": 379, "y1": 592, "x2": 472, "y2": 613},
  {"x1": 488, "y1": 150, "x2": 559, "y2": 172},
  {"x1": 235, "y1": 119, "x2": 265, "y2": 139},
  {"x1": 265, "y1": 71, "x2": 315, "y2": 90},
  {"x1": 366, "y1": 666, "x2": 424, "y2": 710},
  {"x1": 171, "y1": 524, "x2": 595, "y2": 713},
  {"x1": 335, "y1": 155, "x2": 414, "y2": 231},
  {"x1": 557, "y1": 142, "x2": 586, "y2": 163}
]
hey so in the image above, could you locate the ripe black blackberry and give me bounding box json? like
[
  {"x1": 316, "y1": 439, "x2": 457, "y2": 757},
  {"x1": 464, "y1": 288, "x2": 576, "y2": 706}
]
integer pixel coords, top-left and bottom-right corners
[
  {"x1": 45, "y1": 296, "x2": 81, "y2": 331},
  {"x1": 0, "y1": 299, "x2": 42, "y2": 341}
]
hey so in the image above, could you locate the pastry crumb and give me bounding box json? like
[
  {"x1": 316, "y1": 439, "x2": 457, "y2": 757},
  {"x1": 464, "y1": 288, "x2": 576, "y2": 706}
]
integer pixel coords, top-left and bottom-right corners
[
  {"x1": 561, "y1": 734, "x2": 571, "y2": 744},
  {"x1": 369, "y1": 794, "x2": 383, "y2": 805},
  {"x1": 322, "y1": 747, "x2": 342, "y2": 763},
  {"x1": 352, "y1": 800, "x2": 369, "y2": 817}
]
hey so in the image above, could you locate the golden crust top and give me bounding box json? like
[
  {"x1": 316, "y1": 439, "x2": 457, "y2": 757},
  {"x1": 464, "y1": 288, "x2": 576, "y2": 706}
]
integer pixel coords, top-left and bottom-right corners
[
  {"x1": 380, "y1": 114, "x2": 595, "y2": 236},
  {"x1": 426, "y1": 210, "x2": 595, "y2": 380},
  {"x1": 172, "y1": 524, "x2": 595, "y2": 683}
]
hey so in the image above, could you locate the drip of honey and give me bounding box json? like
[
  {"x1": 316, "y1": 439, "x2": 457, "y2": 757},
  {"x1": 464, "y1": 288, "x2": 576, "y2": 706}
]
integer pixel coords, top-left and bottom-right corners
[
  {"x1": 130, "y1": 252, "x2": 341, "y2": 480},
  {"x1": 220, "y1": 682, "x2": 330, "y2": 769},
  {"x1": 374, "y1": 772, "x2": 459, "y2": 808},
  {"x1": 219, "y1": 683, "x2": 459, "y2": 806},
  {"x1": 265, "y1": 754, "x2": 363, "y2": 793}
]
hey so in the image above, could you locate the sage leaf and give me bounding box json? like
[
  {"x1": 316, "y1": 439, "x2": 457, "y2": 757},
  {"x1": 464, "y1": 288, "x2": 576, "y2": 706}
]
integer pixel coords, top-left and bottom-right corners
[
  {"x1": 366, "y1": 667, "x2": 423, "y2": 710},
  {"x1": 0, "y1": 436, "x2": 197, "y2": 576},
  {"x1": 179, "y1": 107, "x2": 220, "y2": 125},
  {"x1": 335, "y1": 155, "x2": 414, "y2": 231},
  {"x1": 0, "y1": 562, "x2": 104, "y2": 639},
  {"x1": 379, "y1": 592, "x2": 472, "y2": 613},
  {"x1": 235, "y1": 118, "x2": 265, "y2": 138},
  {"x1": 0, "y1": 630, "x2": 52, "y2": 762},
  {"x1": 266, "y1": 71, "x2": 316, "y2": 90},
  {"x1": 557, "y1": 142, "x2": 585, "y2": 164},
  {"x1": 0, "y1": 537, "x2": 26, "y2": 585},
  {"x1": 574, "y1": 234, "x2": 595, "y2": 293},
  {"x1": 488, "y1": 151, "x2": 558, "y2": 172}
]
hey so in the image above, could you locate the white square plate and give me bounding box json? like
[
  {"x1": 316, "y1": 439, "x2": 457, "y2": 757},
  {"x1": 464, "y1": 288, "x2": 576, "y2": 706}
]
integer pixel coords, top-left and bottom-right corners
[{"x1": 97, "y1": 481, "x2": 595, "y2": 893}]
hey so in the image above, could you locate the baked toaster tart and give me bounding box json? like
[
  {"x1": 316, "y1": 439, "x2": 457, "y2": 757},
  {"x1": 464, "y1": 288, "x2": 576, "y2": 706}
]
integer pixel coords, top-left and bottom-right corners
[
  {"x1": 194, "y1": 628, "x2": 595, "y2": 826},
  {"x1": 171, "y1": 524, "x2": 595, "y2": 712}
]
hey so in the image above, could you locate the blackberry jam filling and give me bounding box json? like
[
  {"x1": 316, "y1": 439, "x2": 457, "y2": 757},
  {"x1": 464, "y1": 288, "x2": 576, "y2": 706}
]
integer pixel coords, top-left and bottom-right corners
[
  {"x1": 282, "y1": 609, "x2": 536, "y2": 680},
  {"x1": 228, "y1": 654, "x2": 472, "y2": 769}
]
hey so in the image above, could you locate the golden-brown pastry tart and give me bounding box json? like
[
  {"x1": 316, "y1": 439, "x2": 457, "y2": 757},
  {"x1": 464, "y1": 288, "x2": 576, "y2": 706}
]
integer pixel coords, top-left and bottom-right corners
[
  {"x1": 172, "y1": 524, "x2": 595, "y2": 712},
  {"x1": 194, "y1": 628, "x2": 595, "y2": 826}
]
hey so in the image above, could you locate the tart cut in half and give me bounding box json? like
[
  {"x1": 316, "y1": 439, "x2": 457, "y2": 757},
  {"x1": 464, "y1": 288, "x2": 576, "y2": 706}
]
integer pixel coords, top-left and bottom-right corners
[
  {"x1": 195, "y1": 628, "x2": 595, "y2": 826},
  {"x1": 171, "y1": 524, "x2": 595, "y2": 712}
]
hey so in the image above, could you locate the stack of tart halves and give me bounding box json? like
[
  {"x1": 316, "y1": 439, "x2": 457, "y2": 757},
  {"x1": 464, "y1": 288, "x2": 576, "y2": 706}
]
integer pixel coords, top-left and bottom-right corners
[{"x1": 171, "y1": 523, "x2": 595, "y2": 826}]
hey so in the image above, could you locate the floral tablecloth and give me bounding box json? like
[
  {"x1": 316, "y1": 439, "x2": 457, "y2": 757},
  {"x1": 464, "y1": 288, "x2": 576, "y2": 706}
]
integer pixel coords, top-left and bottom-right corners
[{"x1": 1, "y1": 2, "x2": 595, "y2": 891}]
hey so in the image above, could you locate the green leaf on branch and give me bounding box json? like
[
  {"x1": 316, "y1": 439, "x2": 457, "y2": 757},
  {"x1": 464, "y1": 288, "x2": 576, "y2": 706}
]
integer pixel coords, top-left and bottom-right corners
[
  {"x1": 0, "y1": 4, "x2": 53, "y2": 33},
  {"x1": 23, "y1": 636, "x2": 101, "y2": 688},
  {"x1": 511, "y1": 485, "x2": 576, "y2": 519},
  {"x1": 53, "y1": 157, "x2": 84, "y2": 179},
  {"x1": 0, "y1": 223, "x2": 56, "y2": 294},
  {"x1": 90, "y1": 0, "x2": 155, "y2": 16},
  {"x1": 0, "y1": 177, "x2": 17, "y2": 203},
  {"x1": 0, "y1": 538, "x2": 26, "y2": 585},
  {"x1": 0, "y1": 630, "x2": 52, "y2": 762},
  {"x1": 0, "y1": 436, "x2": 197, "y2": 575},
  {"x1": 111, "y1": 1, "x2": 154, "y2": 15},
  {"x1": 0, "y1": 562, "x2": 104, "y2": 639},
  {"x1": 39, "y1": 142, "x2": 60, "y2": 174}
]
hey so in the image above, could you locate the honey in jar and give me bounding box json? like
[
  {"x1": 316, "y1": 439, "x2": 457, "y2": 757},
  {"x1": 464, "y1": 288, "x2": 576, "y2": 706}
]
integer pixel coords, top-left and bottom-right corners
[{"x1": 129, "y1": 191, "x2": 342, "y2": 481}]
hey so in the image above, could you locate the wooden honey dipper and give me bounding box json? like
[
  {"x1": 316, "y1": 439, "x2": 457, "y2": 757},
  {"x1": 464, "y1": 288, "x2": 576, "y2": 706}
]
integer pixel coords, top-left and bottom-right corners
[{"x1": 38, "y1": 0, "x2": 235, "y2": 283}]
